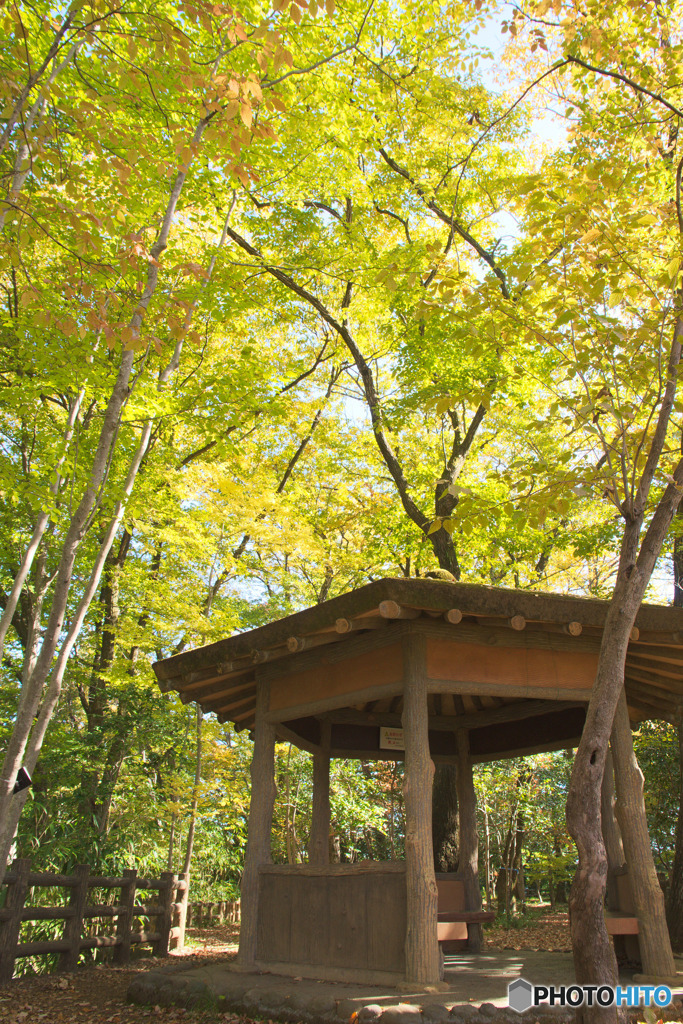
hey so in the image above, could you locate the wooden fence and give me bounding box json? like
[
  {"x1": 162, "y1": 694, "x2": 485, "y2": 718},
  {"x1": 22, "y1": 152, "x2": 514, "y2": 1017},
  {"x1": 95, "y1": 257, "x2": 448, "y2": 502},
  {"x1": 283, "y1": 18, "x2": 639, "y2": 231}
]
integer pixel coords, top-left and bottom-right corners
[
  {"x1": 0, "y1": 859, "x2": 189, "y2": 983},
  {"x1": 186, "y1": 899, "x2": 240, "y2": 928}
]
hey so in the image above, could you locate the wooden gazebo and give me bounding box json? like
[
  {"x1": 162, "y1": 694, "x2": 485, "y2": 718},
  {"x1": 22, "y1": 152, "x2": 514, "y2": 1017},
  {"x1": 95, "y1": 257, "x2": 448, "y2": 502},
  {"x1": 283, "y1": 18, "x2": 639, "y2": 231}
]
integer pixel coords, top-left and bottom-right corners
[{"x1": 153, "y1": 579, "x2": 683, "y2": 986}]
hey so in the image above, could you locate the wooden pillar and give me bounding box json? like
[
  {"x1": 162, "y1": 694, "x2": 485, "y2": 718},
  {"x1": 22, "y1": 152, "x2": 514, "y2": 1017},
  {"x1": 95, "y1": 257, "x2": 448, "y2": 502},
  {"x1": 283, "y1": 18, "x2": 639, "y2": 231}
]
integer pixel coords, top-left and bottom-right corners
[
  {"x1": 611, "y1": 689, "x2": 676, "y2": 979},
  {"x1": 456, "y1": 729, "x2": 483, "y2": 952},
  {"x1": 310, "y1": 720, "x2": 331, "y2": 865},
  {"x1": 601, "y1": 747, "x2": 624, "y2": 912},
  {"x1": 237, "y1": 676, "x2": 277, "y2": 968},
  {"x1": 401, "y1": 632, "x2": 440, "y2": 986},
  {"x1": 601, "y1": 747, "x2": 628, "y2": 962}
]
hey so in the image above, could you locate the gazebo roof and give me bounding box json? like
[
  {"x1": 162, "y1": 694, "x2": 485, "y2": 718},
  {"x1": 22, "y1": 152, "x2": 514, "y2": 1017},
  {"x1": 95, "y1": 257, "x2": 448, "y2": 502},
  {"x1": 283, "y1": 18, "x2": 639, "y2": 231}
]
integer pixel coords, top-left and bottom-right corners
[{"x1": 153, "y1": 578, "x2": 683, "y2": 762}]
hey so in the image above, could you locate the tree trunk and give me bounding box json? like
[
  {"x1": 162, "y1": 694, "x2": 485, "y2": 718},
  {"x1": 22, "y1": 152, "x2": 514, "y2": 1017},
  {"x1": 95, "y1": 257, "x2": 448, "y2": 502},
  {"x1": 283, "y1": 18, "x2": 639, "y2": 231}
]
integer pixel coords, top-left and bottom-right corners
[
  {"x1": 401, "y1": 632, "x2": 440, "y2": 985},
  {"x1": 0, "y1": 114, "x2": 212, "y2": 884},
  {"x1": 432, "y1": 764, "x2": 459, "y2": 872},
  {"x1": 611, "y1": 691, "x2": 675, "y2": 978},
  {"x1": 483, "y1": 805, "x2": 491, "y2": 910},
  {"x1": 181, "y1": 707, "x2": 203, "y2": 877},
  {"x1": 667, "y1": 721, "x2": 683, "y2": 951},
  {"x1": 512, "y1": 810, "x2": 526, "y2": 913},
  {"x1": 667, "y1": 509, "x2": 683, "y2": 948},
  {"x1": 566, "y1": 484, "x2": 683, "y2": 1017}
]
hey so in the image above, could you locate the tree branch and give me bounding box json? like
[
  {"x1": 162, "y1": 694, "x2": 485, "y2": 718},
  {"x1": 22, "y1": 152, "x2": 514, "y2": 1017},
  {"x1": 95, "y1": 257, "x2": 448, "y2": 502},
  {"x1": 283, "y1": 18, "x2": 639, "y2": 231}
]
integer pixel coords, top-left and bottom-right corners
[
  {"x1": 225, "y1": 224, "x2": 430, "y2": 534},
  {"x1": 378, "y1": 148, "x2": 510, "y2": 299}
]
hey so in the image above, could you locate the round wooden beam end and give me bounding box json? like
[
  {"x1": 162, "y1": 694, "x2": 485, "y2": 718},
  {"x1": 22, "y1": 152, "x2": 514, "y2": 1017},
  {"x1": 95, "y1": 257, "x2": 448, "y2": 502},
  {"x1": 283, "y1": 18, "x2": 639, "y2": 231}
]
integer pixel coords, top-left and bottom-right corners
[
  {"x1": 335, "y1": 618, "x2": 352, "y2": 633},
  {"x1": 444, "y1": 608, "x2": 463, "y2": 624},
  {"x1": 509, "y1": 614, "x2": 526, "y2": 631},
  {"x1": 379, "y1": 600, "x2": 401, "y2": 618},
  {"x1": 566, "y1": 621, "x2": 583, "y2": 636},
  {"x1": 629, "y1": 626, "x2": 640, "y2": 642}
]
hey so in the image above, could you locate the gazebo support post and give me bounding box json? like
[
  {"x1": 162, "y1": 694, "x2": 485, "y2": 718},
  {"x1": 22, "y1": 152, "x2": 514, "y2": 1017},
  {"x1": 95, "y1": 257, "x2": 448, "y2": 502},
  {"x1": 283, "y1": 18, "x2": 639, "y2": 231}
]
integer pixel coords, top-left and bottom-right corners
[
  {"x1": 236, "y1": 677, "x2": 277, "y2": 969},
  {"x1": 601, "y1": 747, "x2": 625, "y2": 911},
  {"x1": 456, "y1": 728, "x2": 483, "y2": 952},
  {"x1": 401, "y1": 632, "x2": 441, "y2": 986},
  {"x1": 310, "y1": 720, "x2": 331, "y2": 865},
  {"x1": 611, "y1": 689, "x2": 676, "y2": 979},
  {"x1": 601, "y1": 746, "x2": 627, "y2": 961}
]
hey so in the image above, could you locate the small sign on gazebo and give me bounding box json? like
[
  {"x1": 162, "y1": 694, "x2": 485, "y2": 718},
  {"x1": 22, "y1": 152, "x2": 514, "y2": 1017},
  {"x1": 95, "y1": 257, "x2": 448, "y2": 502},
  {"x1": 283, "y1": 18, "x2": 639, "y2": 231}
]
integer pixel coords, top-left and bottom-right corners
[{"x1": 380, "y1": 726, "x2": 405, "y2": 750}]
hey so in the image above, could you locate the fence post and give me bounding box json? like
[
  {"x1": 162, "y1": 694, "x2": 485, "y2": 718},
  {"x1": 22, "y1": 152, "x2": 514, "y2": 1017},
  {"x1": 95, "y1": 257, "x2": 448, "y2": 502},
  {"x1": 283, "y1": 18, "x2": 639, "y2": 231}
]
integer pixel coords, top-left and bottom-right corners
[
  {"x1": 59, "y1": 863, "x2": 89, "y2": 972},
  {"x1": 153, "y1": 872, "x2": 176, "y2": 956},
  {"x1": 0, "y1": 859, "x2": 31, "y2": 984},
  {"x1": 113, "y1": 869, "x2": 137, "y2": 965},
  {"x1": 173, "y1": 873, "x2": 189, "y2": 953}
]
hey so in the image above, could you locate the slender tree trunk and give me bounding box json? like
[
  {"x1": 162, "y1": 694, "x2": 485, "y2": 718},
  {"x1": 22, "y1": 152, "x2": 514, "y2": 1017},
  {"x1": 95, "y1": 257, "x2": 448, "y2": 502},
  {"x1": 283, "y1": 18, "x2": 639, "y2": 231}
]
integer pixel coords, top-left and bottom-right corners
[
  {"x1": 168, "y1": 816, "x2": 177, "y2": 872},
  {"x1": 513, "y1": 812, "x2": 526, "y2": 913},
  {"x1": 0, "y1": 112, "x2": 213, "y2": 882},
  {"x1": 181, "y1": 707, "x2": 203, "y2": 877},
  {"x1": 0, "y1": 388, "x2": 83, "y2": 655},
  {"x1": 0, "y1": 423, "x2": 153, "y2": 877},
  {"x1": 483, "y1": 805, "x2": 491, "y2": 910}
]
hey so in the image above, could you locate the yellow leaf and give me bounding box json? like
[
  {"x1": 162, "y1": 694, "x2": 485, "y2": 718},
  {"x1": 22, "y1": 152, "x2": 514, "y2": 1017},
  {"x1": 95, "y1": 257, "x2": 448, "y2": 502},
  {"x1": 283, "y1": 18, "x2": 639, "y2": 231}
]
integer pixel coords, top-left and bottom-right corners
[
  {"x1": 637, "y1": 214, "x2": 657, "y2": 225},
  {"x1": 579, "y1": 228, "x2": 600, "y2": 244},
  {"x1": 667, "y1": 257, "x2": 680, "y2": 279},
  {"x1": 239, "y1": 103, "x2": 253, "y2": 128},
  {"x1": 290, "y1": 3, "x2": 301, "y2": 22}
]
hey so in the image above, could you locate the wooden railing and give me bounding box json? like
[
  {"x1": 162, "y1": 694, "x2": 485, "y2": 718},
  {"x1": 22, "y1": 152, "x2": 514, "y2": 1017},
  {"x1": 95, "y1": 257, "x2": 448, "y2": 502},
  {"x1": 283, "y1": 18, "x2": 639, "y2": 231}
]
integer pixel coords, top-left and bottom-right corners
[
  {"x1": 0, "y1": 859, "x2": 189, "y2": 983},
  {"x1": 186, "y1": 898, "x2": 240, "y2": 928}
]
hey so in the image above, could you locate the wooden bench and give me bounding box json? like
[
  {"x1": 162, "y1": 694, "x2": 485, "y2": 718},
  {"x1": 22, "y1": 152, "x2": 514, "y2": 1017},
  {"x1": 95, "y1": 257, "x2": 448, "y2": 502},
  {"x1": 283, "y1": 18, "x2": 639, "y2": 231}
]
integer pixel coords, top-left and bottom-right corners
[
  {"x1": 605, "y1": 911, "x2": 639, "y2": 936},
  {"x1": 436, "y1": 875, "x2": 495, "y2": 944},
  {"x1": 605, "y1": 867, "x2": 641, "y2": 961}
]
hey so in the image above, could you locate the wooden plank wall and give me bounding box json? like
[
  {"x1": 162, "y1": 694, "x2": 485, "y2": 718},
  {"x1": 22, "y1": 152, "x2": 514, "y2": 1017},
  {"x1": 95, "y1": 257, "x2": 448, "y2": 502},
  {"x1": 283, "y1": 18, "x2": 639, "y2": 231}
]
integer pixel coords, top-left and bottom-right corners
[{"x1": 256, "y1": 865, "x2": 406, "y2": 973}]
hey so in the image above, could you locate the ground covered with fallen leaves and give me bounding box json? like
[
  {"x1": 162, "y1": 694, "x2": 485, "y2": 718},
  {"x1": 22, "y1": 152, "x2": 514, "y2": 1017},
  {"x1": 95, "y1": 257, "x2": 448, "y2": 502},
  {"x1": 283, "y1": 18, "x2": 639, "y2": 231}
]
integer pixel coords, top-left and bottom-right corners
[
  {"x1": 0, "y1": 925, "x2": 241, "y2": 1024},
  {"x1": 485, "y1": 908, "x2": 571, "y2": 952}
]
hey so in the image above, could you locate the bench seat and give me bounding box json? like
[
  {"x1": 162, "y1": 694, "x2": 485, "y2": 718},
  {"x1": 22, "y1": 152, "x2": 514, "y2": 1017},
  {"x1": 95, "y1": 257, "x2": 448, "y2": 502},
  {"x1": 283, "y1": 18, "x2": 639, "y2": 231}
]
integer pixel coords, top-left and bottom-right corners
[
  {"x1": 436, "y1": 876, "x2": 495, "y2": 945},
  {"x1": 605, "y1": 911, "x2": 639, "y2": 936},
  {"x1": 437, "y1": 911, "x2": 496, "y2": 923}
]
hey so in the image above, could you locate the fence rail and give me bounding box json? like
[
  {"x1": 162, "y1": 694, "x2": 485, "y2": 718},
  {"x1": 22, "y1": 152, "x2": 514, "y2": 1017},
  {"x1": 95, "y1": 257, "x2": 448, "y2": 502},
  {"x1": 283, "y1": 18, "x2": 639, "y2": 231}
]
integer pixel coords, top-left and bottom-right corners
[
  {"x1": 0, "y1": 859, "x2": 189, "y2": 983},
  {"x1": 186, "y1": 899, "x2": 240, "y2": 928}
]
